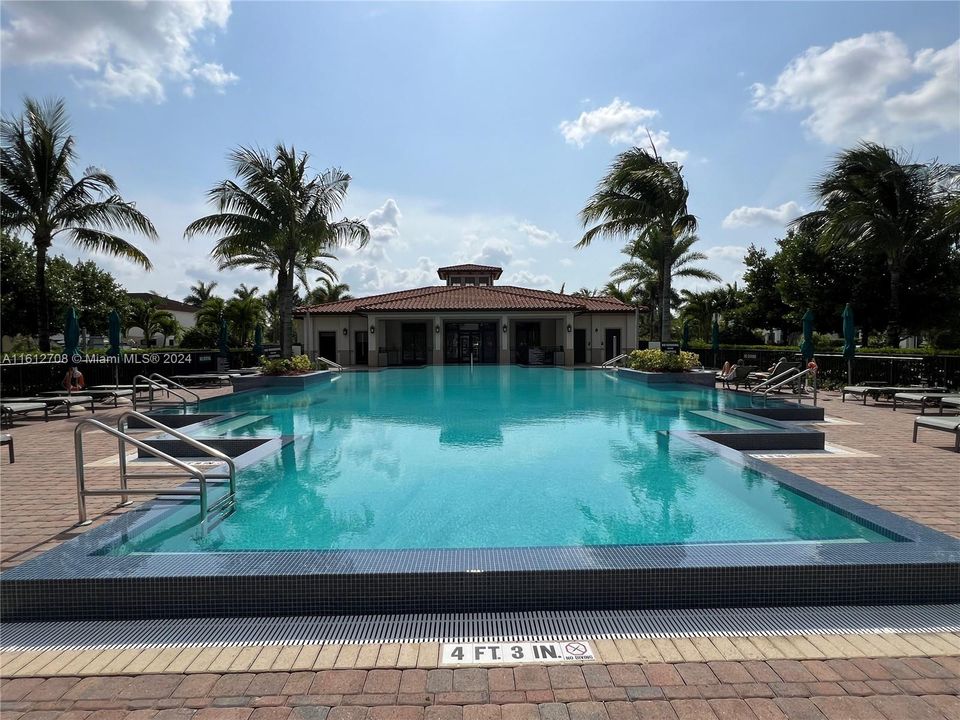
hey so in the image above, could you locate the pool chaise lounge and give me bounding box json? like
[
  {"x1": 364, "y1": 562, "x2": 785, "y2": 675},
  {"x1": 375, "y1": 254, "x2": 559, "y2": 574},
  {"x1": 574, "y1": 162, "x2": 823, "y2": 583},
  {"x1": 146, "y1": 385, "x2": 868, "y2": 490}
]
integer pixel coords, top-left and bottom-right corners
[
  {"x1": 0, "y1": 402, "x2": 49, "y2": 424},
  {"x1": 893, "y1": 392, "x2": 960, "y2": 414},
  {"x1": 842, "y1": 385, "x2": 947, "y2": 404},
  {"x1": 0, "y1": 395, "x2": 95, "y2": 416},
  {"x1": 40, "y1": 389, "x2": 134, "y2": 406},
  {"x1": 913, "y1": 415, "x2": 960, "y2": 451},
  {"x1": 169, "y1": 374, "x2": 235, "y2": 387}
]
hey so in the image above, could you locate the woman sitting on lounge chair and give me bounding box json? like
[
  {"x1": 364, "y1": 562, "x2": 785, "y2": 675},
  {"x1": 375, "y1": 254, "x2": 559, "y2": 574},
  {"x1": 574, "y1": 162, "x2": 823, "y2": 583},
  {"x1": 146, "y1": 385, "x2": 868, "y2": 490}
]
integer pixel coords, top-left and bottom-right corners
[{"x1": 62, "y1": 366, "x2": 85, "y2": 393}]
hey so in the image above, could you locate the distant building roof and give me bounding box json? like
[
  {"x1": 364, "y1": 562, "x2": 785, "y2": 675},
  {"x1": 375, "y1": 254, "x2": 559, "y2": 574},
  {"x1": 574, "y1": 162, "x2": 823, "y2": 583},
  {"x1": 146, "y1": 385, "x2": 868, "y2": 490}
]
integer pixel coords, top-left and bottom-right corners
[
  {"x1": 127, "y1": 293, "x2": 200, "y2": 314},
  {"x1": 437, "y1": 264, "x2": 503, "y2": 280},
  {"x1": 296, "y1": 285, "x2": 636, "y2": 315}
]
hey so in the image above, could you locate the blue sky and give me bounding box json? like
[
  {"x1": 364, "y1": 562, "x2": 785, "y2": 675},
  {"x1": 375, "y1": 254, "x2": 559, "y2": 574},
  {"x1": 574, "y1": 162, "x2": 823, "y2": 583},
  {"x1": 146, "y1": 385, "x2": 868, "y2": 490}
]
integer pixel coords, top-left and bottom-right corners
[{"x1": 2, "y1": 1, "x2": 958, "y2": 301}]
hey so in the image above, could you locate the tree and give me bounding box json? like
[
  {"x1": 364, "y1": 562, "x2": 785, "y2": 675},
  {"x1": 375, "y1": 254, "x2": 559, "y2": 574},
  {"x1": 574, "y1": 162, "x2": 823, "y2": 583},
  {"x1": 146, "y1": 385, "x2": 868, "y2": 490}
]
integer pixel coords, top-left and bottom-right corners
[
  {"x1": 610, "y1": 232, "x2": 719, "y2": 339},
  {"x1": 572, "y1": 287, "x2": 600, "y2": 298},
  {"x1": 183, "y1": 280, "x2": 218, "y2": 305},
  {"x1": 579, "y1": 145, "x2": 698, "y2": 340},
  {"x1": 233, "y1": 283, "x2": 260, "y2": 301},
  {"x1": 185, "y1": 145, "x2": 368, "y2": 357},
  {"x1": 794, "y1": 142, "x2": 960, "y2": 346},
  {"x1": 739, "y1": 245, "x2": 791, "y2": 333},
  {"x1": 225, "y1": 286, "x2": 265, "y2": 345},
  {"x1": 1, "y1": 97, "x2": 157, "y2": 350},
  {"x1": 196, "y1": 297, "x2": 227, "y2": 330},
  {"x1": 127, "y1": 297, "x2": 176, "y2": 347},
  {"x1": 305, "y1": 277, "x2": 351, "y2": 305}
]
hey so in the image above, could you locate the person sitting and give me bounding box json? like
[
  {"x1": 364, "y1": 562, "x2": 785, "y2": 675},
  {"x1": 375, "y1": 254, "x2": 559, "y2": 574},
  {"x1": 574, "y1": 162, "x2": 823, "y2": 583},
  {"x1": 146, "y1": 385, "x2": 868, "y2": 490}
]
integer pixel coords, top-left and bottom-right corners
[{"x1": 62, "y1": 366, "x2": 85, "y2": 393}]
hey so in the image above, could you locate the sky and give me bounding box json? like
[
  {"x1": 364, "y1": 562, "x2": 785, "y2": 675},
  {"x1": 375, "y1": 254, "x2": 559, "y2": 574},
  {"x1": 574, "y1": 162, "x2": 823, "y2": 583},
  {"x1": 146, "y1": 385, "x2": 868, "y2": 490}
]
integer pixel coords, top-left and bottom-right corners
[{"x1": 1, "y1": 1, "x2": 958, "y2": 302}]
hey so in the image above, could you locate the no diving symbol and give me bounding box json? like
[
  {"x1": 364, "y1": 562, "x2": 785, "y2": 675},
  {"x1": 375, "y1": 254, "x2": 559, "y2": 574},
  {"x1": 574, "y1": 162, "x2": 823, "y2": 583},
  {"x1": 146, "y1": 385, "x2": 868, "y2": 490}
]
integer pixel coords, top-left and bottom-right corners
[{"x1": 565, "y1": 642, "x2": 588, "y2": 656}]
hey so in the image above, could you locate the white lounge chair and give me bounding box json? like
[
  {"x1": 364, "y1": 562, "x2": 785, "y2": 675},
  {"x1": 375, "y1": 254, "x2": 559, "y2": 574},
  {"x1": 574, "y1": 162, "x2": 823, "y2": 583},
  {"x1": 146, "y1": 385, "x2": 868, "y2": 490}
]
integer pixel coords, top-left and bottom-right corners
[
  {"x1": 913, "y1": 416, "x2": 960, "y2": 452},
  {"x1": 1, "y1": 402, "x2": 49, "y2": 425}
]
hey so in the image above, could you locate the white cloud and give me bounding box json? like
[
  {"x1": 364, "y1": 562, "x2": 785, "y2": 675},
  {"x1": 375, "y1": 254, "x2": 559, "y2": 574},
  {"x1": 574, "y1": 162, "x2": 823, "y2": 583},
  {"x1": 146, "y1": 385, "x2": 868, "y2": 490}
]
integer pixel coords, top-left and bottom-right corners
[
  {"x1": 502, "y1": 271, "x2": 555, "y2": 290},
  {"x1": 340, "y1": 257, "x2": 439, "y2": 295},
  {"x1": 559, "y1": 97, "x2": 688, "y2": 161},
  {"x1": 472, "y1": 239, "x2": 514, "y2": 268},
  {"x1": 1, "y1": 0, "x2": 237, "y2": 103},
  {"x1": 722, "y1": 201, "x2": 805, "y2": 229},
  {"x1": 517, "y1": 222, "x2": 561, "y2": 246},
  {"x1": 752, "y1": 32, "x2": 959, "y2": 145}
]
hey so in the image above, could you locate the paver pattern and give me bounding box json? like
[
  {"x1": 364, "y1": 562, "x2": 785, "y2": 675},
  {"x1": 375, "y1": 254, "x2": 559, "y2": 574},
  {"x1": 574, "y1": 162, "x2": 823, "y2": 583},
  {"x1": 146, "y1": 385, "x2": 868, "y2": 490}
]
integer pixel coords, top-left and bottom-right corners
[{"x1": 2, "y1": 657, "x2": 960, "y2": 720}]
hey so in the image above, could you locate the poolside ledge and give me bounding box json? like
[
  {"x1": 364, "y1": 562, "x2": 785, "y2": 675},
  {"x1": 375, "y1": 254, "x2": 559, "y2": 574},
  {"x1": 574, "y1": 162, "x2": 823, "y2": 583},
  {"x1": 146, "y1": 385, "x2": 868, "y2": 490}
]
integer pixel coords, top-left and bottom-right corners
[
  {"x1": 615, "y1": 367, "x2": 717, "y2": 386},
  {"x1": 230, "y1": 370, "x2": 334, "y2": 391}
]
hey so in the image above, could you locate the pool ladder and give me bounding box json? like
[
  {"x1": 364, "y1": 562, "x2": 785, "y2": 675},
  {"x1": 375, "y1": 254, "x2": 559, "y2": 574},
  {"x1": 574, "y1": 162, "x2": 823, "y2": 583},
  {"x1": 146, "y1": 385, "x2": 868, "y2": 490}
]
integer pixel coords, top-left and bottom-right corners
[
  {"x1": 132, "y1": 373, "x2": 201, "y2": 411},
  {"x1": 74, "y1": 410, "x2": 236, "y2": 527}
]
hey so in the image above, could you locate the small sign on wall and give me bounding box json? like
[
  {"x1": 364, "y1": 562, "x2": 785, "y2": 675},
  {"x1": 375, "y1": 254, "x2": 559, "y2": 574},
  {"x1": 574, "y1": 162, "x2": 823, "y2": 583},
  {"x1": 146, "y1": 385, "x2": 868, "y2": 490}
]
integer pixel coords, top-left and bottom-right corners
[{"x1": 441, "y1": 640, "x2": 595, "y2": 665}]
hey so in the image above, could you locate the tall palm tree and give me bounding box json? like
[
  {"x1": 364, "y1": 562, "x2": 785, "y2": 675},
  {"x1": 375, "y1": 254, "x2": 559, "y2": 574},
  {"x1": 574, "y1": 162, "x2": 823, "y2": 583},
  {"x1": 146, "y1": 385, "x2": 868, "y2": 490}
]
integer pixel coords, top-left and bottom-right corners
[
  {"x1": 127, "y1": 297, "x2": 176, "y2": 348},
  {"x1": 185, "y1": 145, "x2": 369, "y2": 357},
  {"x1": 572, "y1": 287, "x2": 600, "y2": 298},
  {"x1": 794, "y1": 142, "x2": 960, "y2": 346},
  {"x1": 610, "y1": 232, "x2": 720, "y2": 340},
  {"x1": 579, "y1": 145, "x2": 698, "y2": 340},
  {"x1": 225, "y1": 293, "x2": 265, "y2": 346},
  {"x1": 1, "y1": 97, "x2": 157, "y2": 350},
  {"x1": 196, "y1": 297, "x2": 227, "y2": 330},
  {"x1": 306, "y1": 277, "x2": 352, "y2": 305},
  {"x1": 233, "y1": 283, "x2": 259, "y2": 301},
  {"x1": 183, "y1": 280, "x2": 218, "y2": 305}
]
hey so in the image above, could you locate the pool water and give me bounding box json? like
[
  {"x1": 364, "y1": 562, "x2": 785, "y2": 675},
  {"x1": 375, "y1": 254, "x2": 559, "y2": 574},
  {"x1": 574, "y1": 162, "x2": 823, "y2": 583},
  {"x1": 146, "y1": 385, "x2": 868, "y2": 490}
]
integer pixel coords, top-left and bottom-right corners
[{"x1": 115, "y1": 367, "x2": 890, "y2": 553}]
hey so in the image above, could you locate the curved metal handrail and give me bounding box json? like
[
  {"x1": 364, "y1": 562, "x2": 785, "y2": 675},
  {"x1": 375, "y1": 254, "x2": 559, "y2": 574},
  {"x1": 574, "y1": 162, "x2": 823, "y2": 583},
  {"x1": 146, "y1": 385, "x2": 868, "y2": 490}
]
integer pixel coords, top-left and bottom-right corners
[
  {"x1": 148, "y1": 373, "x2": 201, "y2": 404},
  {"x1": 317, "y1": 356, "x2": 344, "y2": 372},
  {"x1": 74, "y1": 417, "x2": 210, "y2": 525},
  {"x1": 758, "y1": 367, "x2": 818, "y2": 406},
  {"x1": 601, "y1": 353, "x2": 628, "y2": 368},
  {"x1": 132, "y1": 374, "x2": 196, "y2": 411},
  {"x1": 749, "y1": 367, "x2": 800, "y2": 393}
]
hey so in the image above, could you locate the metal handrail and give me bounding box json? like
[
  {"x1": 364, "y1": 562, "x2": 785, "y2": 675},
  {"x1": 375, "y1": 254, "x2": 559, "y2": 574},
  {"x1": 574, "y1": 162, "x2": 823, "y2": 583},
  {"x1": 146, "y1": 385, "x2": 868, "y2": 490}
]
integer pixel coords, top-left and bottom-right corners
[
  {"x1": 149, "y1": 373, "x2": 202, "y2": 404},
  {"x1": 75, "y1": 418, "x2": 210, "y2": 525},
  {"x1": 749, "y1": 367, "x2": 801, "y2": 393},
  {"x1": 758, "y1": 367, "x2": 818, "y2": 406},
  {"x1": 601, "y1": 353, "x2": 628, "y2": 368},
  {"x1": 317, "y1": 356, "x2": 344, "y2": 372},
  {"x1": 132, "y1": 374, "x2": 196, "y2": 411}
]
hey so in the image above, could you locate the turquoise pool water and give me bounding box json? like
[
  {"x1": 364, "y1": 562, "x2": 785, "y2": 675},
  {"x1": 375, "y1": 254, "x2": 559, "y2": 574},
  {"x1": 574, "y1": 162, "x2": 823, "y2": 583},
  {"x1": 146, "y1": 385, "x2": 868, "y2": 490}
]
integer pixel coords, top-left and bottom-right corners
[{"x1": 117, "y1": 367, "x2": 890, "y2": 553}]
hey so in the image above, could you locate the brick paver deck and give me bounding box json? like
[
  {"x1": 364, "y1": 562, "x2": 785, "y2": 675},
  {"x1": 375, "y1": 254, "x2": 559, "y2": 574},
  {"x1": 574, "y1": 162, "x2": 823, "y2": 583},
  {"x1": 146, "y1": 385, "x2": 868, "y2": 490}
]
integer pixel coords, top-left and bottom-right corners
[{"x1": 1, "y1": 387, "x2": 957, "y2": 717}]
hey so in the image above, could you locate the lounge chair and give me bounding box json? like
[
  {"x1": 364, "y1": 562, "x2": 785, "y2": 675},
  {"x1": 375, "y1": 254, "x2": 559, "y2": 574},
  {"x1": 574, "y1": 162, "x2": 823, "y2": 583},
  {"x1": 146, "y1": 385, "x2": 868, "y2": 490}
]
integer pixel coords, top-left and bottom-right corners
[
  {"x1": 892, "y1": 392, "x2": 959, "y2": 414},
  {"x1": 40, "y1": 389, "x2": 133, "y2": 406},
  {"x1": 0, "y1": 433, "x2": 13, "y2": 463},
  {"x1": 842, "y1": 385, "x2": 947, "y2": 405},
  {"x1": 0, "y1": 395, "x2": 95, "y2": 417},
  {"x1": 722, "y1": 365, "x2": 756, "y2": 390},
  {"x1": 169, "y1": 374, "x2": 233, "y2": 387},
  {"x1": 913, "y1": 416, "x2": 960, "y2": 452},
  {"x1": 1, "y1": 402, "x2": 49, "y2": 425}
]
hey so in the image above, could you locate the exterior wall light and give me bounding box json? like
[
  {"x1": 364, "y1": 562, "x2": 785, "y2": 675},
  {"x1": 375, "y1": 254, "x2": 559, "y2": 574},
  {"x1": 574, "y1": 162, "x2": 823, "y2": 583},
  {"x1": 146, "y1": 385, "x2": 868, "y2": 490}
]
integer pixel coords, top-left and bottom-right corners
[
  {"x1": 435, "y1": 324, "x2": 441, "y2": 334},
  {"x1": 369, "y1": 325, "x2": 375, "y2": 335},
  {"x1": 502, "y1": 324, "x2": 508, "y2": 333},
  {"x1": 342, "y1": 328, "x2": 348, "y2": 336},
  {"x1": 567, "y1": 324, "x2": 572, "y2": 333}
]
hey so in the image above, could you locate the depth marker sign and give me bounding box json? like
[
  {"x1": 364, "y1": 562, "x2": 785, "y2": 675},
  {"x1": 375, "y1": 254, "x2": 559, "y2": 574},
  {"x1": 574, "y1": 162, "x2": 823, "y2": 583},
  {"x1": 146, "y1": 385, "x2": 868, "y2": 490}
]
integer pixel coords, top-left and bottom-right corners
[{"x1": 441, "y1": 641, "x2": 595, "y2": 665}]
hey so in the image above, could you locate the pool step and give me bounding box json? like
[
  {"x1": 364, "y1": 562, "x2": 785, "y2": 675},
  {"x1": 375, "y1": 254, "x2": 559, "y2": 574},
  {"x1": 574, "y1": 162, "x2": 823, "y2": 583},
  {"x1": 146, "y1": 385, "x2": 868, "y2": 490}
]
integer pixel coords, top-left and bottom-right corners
[{"x1": 198, "y1": 414, "x2": 271, "y2": 436}]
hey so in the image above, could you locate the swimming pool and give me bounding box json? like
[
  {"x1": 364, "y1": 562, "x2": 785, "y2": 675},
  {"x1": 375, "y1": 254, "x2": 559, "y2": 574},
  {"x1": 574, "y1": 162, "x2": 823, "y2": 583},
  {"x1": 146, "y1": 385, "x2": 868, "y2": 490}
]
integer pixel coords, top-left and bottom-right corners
[
  {"x1": 4, "y1": 367, "x2": 958, "y2": 621},
  {"x1": 120, "y1": 366, "x2": 884, "y2": 553}
]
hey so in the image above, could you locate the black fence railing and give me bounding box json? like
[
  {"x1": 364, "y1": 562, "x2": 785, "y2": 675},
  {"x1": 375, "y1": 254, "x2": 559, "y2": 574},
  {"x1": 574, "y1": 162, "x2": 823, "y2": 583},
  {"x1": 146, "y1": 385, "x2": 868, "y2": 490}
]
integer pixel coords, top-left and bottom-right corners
[
  {"x1": 691, "y1": 347, "x2": 960, "y2": 388},
  {"x1": 0, "y1": 349, "x2": 265, "y2": 397}
]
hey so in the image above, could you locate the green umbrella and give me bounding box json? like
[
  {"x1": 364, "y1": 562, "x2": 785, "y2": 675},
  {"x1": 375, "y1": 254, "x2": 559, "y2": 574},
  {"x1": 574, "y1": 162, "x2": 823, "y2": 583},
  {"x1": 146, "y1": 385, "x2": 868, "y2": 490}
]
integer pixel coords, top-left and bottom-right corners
[
  {"x1": 252, "y1": 323, "x2": 264, "y2": 359},
  {"x1": 800, "y1": 308, "x2": 815, "y2": 363},
  {"x1": 218, "y1": 319, "x2": 230, "y2": 355},
  {"x1": 681, "y1": 320, "x2": 690, "y2": 352},
  {"x1": 842, "y1": 303, "x2": 856, "y2": 383},
  {"x1": 106, "y1": 310, "x2": 122, "y2": 357},
  {"x1": 711, "y1": 316, "x2": 720, "y2": 367},
  {"x1": 64, "y1": 307, "x2": 81, "y2": 361}
]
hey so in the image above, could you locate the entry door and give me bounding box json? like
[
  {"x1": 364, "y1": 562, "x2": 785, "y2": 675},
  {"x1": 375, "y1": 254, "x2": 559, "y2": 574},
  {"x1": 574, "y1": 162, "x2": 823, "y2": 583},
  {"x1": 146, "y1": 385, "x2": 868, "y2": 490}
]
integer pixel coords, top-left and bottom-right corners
[
  {"x1": 318, "y1": 332, "x2": 337, "y2": 363},
  {"x1": 574, "y1": 329, "x2": 586, "y2": 364},
  {"x1": 355, "y1": 331, "x2": 368, "y2": 365},
  {"x1": 515, "y1": 322, "x2": 540, "y2": 364},
  {"x1": 604, "y1": 329, "x2": 621, "y2": 361},
  {"x1": 401, "y1": 323, "x2": 427, "y2": 364}
]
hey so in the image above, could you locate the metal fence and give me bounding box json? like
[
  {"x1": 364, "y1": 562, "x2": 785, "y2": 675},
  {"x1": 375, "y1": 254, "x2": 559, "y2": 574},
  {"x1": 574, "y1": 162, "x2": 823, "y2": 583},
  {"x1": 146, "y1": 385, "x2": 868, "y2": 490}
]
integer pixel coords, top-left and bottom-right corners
[
  {"x1": 693, "y1": 347, "x2": 960, "y2": 388},
  {"x1": 0, "y1": 349, "x2": 262, "y2": 397}
]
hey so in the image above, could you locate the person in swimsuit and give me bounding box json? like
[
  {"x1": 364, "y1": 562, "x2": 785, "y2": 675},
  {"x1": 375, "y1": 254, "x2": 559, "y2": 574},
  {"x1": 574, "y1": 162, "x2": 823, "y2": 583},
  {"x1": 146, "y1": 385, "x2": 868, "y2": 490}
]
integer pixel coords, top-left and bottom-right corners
[{"x1": 62, "y1": 365, "x2": 85, "y2": 393}]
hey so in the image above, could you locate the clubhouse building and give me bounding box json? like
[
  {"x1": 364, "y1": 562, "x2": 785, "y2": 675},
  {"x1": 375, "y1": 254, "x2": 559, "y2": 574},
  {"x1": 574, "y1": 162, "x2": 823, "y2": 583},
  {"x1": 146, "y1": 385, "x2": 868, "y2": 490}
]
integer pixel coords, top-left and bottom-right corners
[{"x1": 294, "y1": 264, "x2": 639, "y2": 367}]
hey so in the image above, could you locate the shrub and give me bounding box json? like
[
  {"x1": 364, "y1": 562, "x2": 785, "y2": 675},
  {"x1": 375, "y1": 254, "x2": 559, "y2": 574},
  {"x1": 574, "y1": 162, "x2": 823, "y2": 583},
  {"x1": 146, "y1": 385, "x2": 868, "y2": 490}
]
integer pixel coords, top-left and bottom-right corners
[
  {"x1": 628, "y1": 349, "x2": 701, "y2": 372},
  {"x1": 259, "y1": 354, "x2": 313, "y2": 375}
]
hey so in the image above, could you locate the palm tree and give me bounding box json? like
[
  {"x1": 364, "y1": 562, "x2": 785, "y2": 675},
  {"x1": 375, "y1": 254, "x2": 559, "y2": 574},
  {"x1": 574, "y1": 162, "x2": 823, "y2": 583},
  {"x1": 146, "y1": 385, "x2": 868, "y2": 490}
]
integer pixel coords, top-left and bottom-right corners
[
  {"x1": 232, "y1": 283, "x2": 259, "y2": 301},
  {"x1": 610, "y1": 232, "x2": 720, "y2": 340},
  {"x1": 305, "y1": 277, "x2": 351, "y2": 305},
  {"x1": 196, "y1": 297, "x2": 227, "y2": 330},
  {"x1": 579, "y1": 145, "x2": 698, "y2": 341},
  {"x1": 794, "y1": 142, "x2": 960, "y2": 347},
  {"x1": 185, "y1": 145, "x2": 368, "y2": 357},
  {"x1": 1, "y1": 97, "x2": 157, "y2": 351},
  {"x1": 572, "y1": 286, "x2": 600, "y2": 298},
  {"x1": 225, "y1": 293, "x2": 265, "y2": 346},
  {"x1": 183, "y1": 280, "x2": 218, "y2": 306},
  {"x1": 678, "y1": 289, "x2": 714, "y2": 342},
  {"x1": 126, "y1": 297, "x2": 175, "y2": 348}
]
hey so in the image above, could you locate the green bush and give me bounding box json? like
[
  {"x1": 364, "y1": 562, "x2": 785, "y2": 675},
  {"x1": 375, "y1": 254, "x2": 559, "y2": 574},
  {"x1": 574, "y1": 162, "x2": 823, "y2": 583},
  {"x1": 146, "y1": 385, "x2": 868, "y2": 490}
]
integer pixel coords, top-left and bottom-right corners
[
  {"x1": 628, "y1": 349, "x2": 701, "y2": 372},
  {"x1": 259, "y1": 354, "x2": 313, "y2": 375}
]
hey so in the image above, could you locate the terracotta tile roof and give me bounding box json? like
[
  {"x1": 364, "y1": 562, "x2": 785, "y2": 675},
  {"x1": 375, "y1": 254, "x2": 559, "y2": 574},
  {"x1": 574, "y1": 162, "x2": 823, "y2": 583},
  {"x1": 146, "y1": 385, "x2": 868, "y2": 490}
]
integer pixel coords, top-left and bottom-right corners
[
  {"x1": 437, "y1": 263, "x2": 503, "y2": 279},
  {"x1": 127, "y1": 293, "x2": 199, "y2": 314},
  {"x1": 296, "y1": 285, "x2": 635, "y2": 315}
]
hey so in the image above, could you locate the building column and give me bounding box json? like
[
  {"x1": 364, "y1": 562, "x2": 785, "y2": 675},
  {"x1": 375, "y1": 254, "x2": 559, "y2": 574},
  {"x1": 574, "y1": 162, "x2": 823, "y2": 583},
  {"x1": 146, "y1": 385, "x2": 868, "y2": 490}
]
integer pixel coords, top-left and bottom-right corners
[
  {"x1": 499, "y1": 315, "x2": 511, "y2": 364},
  {"x1": 433, "y1": 316, "x2": 443, "y2": 365},
  {"x1": 564, "y1": 313, "x2": 574, "y2": 366},
  {"x1": 367, "y1": 315, "x2": 379, "y2": 367}
]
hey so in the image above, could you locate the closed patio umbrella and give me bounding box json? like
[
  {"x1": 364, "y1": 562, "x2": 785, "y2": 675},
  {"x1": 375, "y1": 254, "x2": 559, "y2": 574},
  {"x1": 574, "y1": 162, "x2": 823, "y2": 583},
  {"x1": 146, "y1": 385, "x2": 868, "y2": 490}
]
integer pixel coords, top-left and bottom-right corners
[
  {"x1": 800, "y1": 309, "x2": 815, "y2": 363},
  {"x1": 842, "y1": 303, "x2": 856, "y2": 383},
  {"x1": 681, "y1": 320, "x2": 690, "y2": 352},
  {"x1": 106, "y1": 310, "x2": 122, "y2": 357},
  {"x1": 218, "y1": 319, "x2": 230, "y2": 355},
  {"x1": 252, "y1": 323, "x2": 264, "y2": 360},
  {"x1": 64, "y1": 307, "x2": 81, "y2": 362},
  {"x1": 711, "y1": 317, "x2": 720, "y2": 368}
]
